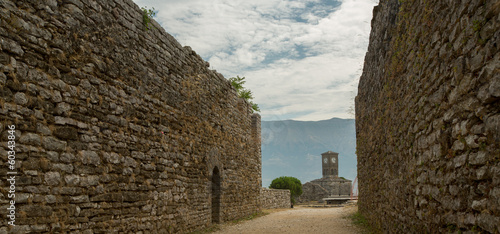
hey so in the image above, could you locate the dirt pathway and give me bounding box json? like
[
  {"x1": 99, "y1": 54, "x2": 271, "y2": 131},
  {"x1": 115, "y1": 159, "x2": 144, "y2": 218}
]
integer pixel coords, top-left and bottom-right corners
[{"x1": 213, "y1": 204, "x2": 360, "y2": 234}]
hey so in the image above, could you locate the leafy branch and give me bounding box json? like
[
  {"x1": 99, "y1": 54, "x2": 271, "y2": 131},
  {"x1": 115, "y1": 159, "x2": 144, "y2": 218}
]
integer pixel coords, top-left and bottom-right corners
[
  {"x1": 141, "y1": 6, "x2": 156, "y2": 31},
  {"x1": 229, "y1": 76, "x2": 260, "y2": 113}
]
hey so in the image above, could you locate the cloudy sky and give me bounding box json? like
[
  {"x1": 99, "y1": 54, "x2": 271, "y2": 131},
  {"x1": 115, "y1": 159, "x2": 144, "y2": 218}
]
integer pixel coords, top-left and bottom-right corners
[{"x1": 132, "y1": 0, "x2": 378, "y2": 121}]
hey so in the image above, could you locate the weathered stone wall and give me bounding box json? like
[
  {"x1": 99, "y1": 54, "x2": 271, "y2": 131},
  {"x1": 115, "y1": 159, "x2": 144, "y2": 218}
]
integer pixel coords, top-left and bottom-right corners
[
  {"x1": 297, "y1": 177, "x2": 352, "y2": 203},
  {"x1": 317, "y1": 178, "x2": 352, "y2": 196},
  {"x1": 297, "y1": 182, "x2": 329, "y2": 203},
  {"x1": 356, "y1": 0, "x2": 500, "y2": 233},
  {"x1": 260, "y1": 188, "x2": 290, "y2": 209},
  {"x1": 0, "y1": 0, "x2": 261, "y2": 233}
]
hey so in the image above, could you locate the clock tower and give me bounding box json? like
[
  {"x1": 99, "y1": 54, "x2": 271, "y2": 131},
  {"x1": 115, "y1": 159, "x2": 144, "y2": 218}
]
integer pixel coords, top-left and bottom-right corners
[{"x1": 322, "y1": 151, "x2": 339, "y2": 178}]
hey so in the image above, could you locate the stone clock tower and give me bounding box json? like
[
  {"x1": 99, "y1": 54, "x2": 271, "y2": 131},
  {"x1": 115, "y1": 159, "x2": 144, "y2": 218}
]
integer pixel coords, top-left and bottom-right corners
[
  {"x1": 322, "y1": 151, "x2": 339, "y2": 178},
  {"x1": 298, "y1": 151, "x2": 351, "y2": 203}
]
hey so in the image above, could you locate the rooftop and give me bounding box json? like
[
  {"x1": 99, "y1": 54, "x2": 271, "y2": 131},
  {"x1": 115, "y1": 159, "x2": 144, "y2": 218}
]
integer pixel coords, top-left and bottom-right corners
[{"x1": 321, "y1": 151, "x2": 339, "y2": 155}]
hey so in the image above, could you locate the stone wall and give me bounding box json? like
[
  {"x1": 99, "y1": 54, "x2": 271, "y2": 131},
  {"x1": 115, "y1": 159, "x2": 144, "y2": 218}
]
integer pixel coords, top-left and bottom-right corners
[
  {"x1": 356, "y1": 0, "x2": 500, "y2": 233},
  {"x1": 297, "y1": 182, "x2": 329, "y2": 203},
  {"x1": 0, "y1": 0, "x2": 261, "y2": 233},
  {"x1": 260, "y1": 188, "x2": 290, "y2": 209},
  {"x1": 314, "y1": 178, "x2": 352, "y2": 197},
  {"x1": 297, "y1": 177, "x2": 352, "y2": 203}
]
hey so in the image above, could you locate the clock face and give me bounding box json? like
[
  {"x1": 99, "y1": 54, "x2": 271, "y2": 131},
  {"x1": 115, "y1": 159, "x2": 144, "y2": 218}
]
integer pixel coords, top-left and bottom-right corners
[
  {"x1": 331, "y1": 158, "x2": 336, "y2": 163},
  {"x1": 323, "y1": 158, "x2": 327, "y2": 164}
]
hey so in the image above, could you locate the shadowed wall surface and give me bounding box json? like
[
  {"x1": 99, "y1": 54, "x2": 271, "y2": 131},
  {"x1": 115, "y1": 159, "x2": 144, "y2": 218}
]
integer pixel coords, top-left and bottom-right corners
[{"x1": 356, "y1": 0, "x2": 499, "y2": 232}]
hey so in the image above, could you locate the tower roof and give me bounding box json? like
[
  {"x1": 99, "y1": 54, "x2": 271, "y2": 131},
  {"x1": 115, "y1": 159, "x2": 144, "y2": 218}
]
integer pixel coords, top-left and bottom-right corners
[{"x1": 321, "y1": 151, "x2": 339, "y2": 155}]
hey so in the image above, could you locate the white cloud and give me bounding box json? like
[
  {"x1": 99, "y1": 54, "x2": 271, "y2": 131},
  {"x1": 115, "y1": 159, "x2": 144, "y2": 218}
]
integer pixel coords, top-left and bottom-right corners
[
  {"x1": 133, "y1": 0, "x2": 377, "y2": 121},
  {"x1": 264, "y1": 155, "x2": 290, "y2": 167},
  {"x1": 306, "y1": 153, "x2": 319, "y2": 161}
]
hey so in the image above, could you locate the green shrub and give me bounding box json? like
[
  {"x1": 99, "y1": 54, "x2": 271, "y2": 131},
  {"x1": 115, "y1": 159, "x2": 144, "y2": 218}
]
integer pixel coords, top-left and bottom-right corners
[{"x1": 269, "y1": 176, "x2": 302, "y2": 204}]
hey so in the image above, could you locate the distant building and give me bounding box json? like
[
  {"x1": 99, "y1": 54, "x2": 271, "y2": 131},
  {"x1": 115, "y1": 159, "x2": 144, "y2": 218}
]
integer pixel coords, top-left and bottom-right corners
[{"x1": 298, "y1": 151, "x2": 352, "y2": 204}]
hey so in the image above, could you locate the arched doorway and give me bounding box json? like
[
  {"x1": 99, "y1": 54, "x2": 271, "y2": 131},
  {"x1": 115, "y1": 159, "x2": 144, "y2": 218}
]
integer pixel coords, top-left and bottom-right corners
[{"x1": 211, "y1": 167, "x2": 221, "y2": 223}]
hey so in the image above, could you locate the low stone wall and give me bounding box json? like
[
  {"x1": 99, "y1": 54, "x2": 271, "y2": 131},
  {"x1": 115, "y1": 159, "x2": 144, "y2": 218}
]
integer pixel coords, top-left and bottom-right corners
[
  {"x1": 297, "y1": 177, "x2": 352, "y2": 203},
  {"x1": 260, "y1": 188, "x2": 291, "y2": 209},
  {"x1": 297, "y1": 182, "x2": 329, "y2": 203}
]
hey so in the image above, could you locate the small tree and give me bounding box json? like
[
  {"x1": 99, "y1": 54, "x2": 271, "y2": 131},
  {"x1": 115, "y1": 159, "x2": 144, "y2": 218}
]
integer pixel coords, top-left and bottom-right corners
[
  {"x1": 229, "y1": 76, "x2": 260, "y2": 113},
  {"x1": 269, "y1": 176, "x2": 303, "y2": 204}
]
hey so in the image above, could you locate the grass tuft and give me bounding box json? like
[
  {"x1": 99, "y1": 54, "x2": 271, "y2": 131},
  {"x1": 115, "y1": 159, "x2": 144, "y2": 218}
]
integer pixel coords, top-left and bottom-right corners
[
  {"x1": 189, "y1": 224, "x2": 221, "y2": 234},
  {"x1": 190, "y1": 211, "x2": 269, "y2": 233},
  {"x1": 232, "y1": 211, "x2": 269, "y2": 224},
  {"x1": 348, "y1": 211, "x2": 380, "y2": 234}
]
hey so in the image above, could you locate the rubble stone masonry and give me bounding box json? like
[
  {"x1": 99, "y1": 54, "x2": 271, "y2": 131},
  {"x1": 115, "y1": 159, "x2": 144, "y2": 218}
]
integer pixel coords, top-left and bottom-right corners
[
  {"x1": 0, "y1": 0, "x2": 263, "y2": 233},
  {"x1": 356, "y1": 0, "x2": 500, "y2": 233},
  {"x1": 260, "y1": 188, "x2": 290, "y2": 209}
]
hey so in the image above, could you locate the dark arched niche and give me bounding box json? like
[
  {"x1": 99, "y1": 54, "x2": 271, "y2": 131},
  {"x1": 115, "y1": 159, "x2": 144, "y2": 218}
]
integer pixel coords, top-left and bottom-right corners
[{"x1": 211, "y1": 166, "x2": 221, "y2": 223}]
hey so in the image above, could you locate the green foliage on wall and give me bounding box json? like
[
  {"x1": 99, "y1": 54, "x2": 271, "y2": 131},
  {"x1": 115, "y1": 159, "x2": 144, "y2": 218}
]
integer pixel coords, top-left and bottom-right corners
[
  {"x1": 229, "y1": 76, "x2": 260, "y2": 113},
  {"x1": 141, "y1": 6, "x2": 156, "y2": 31}
]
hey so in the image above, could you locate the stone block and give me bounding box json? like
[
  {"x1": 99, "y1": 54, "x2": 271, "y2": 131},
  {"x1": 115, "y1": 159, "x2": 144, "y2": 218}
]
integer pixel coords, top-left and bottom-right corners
[
  {"x1": 64, "y1": 174, "x2": 80, "y2": 186},
  {"x1": 30, "y1": 225, "x2": 49, "y2": 232},
  {"x1": 37, "y1": 123, "x2": 52, "y2": 135},
  {"x1": 469, "y1": 151, "x2": 488, "y2": 166},
  {"x1": 80, "y1": 175, "x2": 99, "y2": 187},
  {"x1": 70, "y1": 195, "x2": 89, "y2": 203},
  {"x1": 471, "y1": 198, "x2": 488, "y2": 211},
  {"x1": 14, "y1": 92, "x2": 29, "y2": 106},
  {"x1": 90, "y1": 193, "x2": 123, "y2": 202},
  {"x1": 79, "y1": 150, "x2": 101, "y2": 166},
  {"x1": 60, "y1": 152, "x2": 77, "y2": 163},
  {"x1": 52, "y1": 90, "x2": 62, "y2": 103},
  {"x1": 453, "y1": 153, "x2": 467, "y2": 168},
  {"x1": 103, "y1": 152, "x2": 122, "y2": 164},
  {"x1": 42, "y1": 136, "x2": 67, "y2": 151},
  {"x1": 54, "y1": 126, "x2": 79, "y2": 140},
  {"x1": 55, "y1": 102, "x2": 72, "y2": 115},
  {"x1": 123, "y1": 156, "x2": 138, "y2": 168},
  {"x1": 44, "y1": 171, "x2": 61, "y2": 186},
  {"x1": 19, "y1": 132, "x2": 41, "y2": 146},
  {"x1": 61, "y1": 73, "x2": 81, "y2": 85},
  {"x1": 0, "y1": 53, "x2": 10, "y2": 65},
  {"x1": 52, "y1": 163, "x2": 74, "y2": 173},
  {"x1": 14, "y1": 193, "x2": 32, "y2": 204}
]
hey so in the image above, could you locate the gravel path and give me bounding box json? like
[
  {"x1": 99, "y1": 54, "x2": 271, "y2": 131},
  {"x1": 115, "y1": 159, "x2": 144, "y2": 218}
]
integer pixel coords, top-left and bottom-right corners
[{"x1": 214, "y1": 204, "x2": 360, "y2": 234}]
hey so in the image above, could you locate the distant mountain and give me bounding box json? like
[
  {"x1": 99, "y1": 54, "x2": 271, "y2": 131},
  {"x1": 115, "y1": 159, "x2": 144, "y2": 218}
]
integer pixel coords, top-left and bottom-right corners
[{"x1": 261, "y1": 118, "x2": 356, "y2": 187}]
